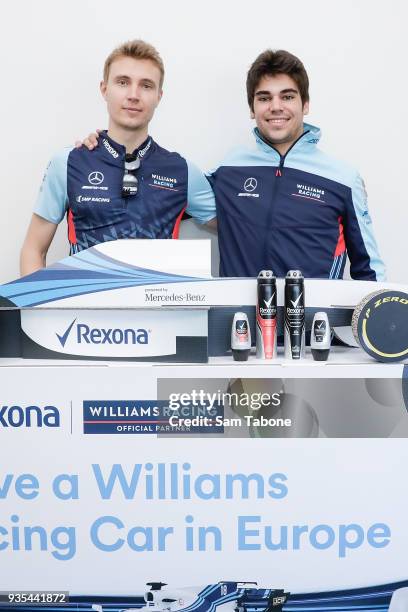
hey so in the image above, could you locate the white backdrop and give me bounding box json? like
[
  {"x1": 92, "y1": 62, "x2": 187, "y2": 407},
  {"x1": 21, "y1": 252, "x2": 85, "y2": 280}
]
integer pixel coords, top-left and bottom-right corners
[{"x1": 1, "y1": 0, "x2": 406, "y2": 283}]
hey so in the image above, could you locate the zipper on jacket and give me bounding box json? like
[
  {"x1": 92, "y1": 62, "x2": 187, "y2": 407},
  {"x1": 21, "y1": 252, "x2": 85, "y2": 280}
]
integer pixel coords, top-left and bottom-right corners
[
  {"x1": 276, "y1": 130, "x2": 310, "y2": 176},
  {"x1": 275, "y1": 158, "x2": 284, "y2": 177},
  {"x1": 257, "y1": 129, "x2": 311, "y2": 177},
  {"x1": 260, "y1": 129, "x2": 310, "y2": 267}
]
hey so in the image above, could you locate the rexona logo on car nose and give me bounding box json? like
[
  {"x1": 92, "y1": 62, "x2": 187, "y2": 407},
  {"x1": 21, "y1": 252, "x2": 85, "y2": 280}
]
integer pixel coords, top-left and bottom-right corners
[
  {"x1": 0, "y1": 405, "x2": 60, "y2": 428},
  {"x1": 56, "y1": 319, "x2": 150, "y2": 347}
]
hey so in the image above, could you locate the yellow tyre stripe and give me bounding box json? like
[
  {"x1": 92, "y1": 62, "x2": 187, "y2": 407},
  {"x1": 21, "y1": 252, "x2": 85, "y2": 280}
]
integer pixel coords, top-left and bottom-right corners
[{"x1": 362, "y1": 319, "x2": 408, "y2": 358}]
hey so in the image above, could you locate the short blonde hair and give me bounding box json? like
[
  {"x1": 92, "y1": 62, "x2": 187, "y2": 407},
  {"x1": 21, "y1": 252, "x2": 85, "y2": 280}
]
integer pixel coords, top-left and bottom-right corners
[{"x1": 103, "y1": 39, "x2": 165, "y2": 88}]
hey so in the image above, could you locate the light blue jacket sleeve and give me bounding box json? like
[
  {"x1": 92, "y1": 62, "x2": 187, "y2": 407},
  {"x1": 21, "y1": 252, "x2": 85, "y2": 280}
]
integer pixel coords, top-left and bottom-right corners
[
  {"x1": 185, "y1": 160, "x2": 216, "y2": 224},
  {"x1": 34, "y1": 148, "x2": 70, "y2": 224},
  {"x1": 346, "y1": 173, "x2": 386, "y2": 281}
]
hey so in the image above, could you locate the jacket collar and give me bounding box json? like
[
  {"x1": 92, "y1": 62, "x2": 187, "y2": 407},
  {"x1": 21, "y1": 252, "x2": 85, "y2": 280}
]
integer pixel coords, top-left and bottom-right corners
[
  {"x1": 99, "y1": 131, "x2": 154, "y2": 162},
  {"x1": 253, "y1": 123, "x2": 321, "y2": 158}
]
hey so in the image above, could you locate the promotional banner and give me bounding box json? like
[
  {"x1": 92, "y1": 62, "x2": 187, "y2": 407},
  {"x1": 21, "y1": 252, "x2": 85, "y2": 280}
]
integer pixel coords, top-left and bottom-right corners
[{"x1": 1, "y1": 363, "x2": 408, "y2": 611}]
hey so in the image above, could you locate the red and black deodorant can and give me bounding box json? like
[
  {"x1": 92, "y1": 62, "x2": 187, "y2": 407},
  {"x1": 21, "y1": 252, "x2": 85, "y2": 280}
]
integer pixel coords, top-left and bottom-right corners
[
  {"x1": 284, "y1": 270, "x2": 305, "y2": 360},
  {"x1": 256, "y1": 270, "x2": 277, "y2": 359}
]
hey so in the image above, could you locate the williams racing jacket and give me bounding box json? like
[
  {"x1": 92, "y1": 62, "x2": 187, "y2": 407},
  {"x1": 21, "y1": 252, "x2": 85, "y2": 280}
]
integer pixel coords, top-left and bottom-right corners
[
  {"x1": 207, "y1": 123, "x2": 386, "y2": 280},
  {"x1": 35, "y1": 132, "x2": 215, "y2": 253}
]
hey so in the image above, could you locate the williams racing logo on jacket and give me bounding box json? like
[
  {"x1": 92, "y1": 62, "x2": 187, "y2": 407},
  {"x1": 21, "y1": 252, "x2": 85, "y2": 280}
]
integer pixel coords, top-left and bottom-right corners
[
  {"x1": 291, "y1": 183, "x2": 326, "y2": 203},
  {"x1": 149, "y1": 173, "x2": 179, "y2": 190}
]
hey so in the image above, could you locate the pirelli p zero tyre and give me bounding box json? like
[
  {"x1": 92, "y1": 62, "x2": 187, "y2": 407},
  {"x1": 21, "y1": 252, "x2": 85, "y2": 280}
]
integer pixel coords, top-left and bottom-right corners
[{"x1": 352, "y1": 290, "x2": 408, "y2": 363}]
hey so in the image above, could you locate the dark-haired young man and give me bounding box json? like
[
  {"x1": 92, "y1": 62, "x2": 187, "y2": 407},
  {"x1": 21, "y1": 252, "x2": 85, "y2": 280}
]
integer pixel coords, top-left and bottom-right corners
[{"x1": 207, "y1": 49, "x2": 385, "y2": 280}]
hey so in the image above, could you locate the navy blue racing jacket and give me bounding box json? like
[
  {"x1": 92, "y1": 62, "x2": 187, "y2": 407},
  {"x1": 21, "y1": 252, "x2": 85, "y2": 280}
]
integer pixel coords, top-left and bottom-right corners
[
  {"x1": 35, "y1": 132, "x2": 215, "y2": 253},
  {"x1": 207, "y1": 124, "x2": 385, "y2": 280}
]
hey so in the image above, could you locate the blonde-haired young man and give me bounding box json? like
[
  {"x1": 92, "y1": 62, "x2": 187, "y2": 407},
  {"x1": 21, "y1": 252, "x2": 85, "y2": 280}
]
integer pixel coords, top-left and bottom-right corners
[{"x1": 20, "y1": 40, "x2": 216, "y2": 276}]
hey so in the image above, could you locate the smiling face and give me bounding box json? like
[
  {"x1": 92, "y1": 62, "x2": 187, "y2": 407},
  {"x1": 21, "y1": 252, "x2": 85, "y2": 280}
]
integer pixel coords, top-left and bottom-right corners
[
  {"x1": 100, "y1": 56, "x2": 162, "y2": 135},
  {"x1": 251, "y1": 73, "x2": 309, "y2": 155}
]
